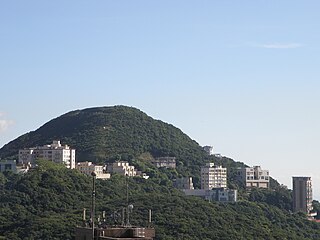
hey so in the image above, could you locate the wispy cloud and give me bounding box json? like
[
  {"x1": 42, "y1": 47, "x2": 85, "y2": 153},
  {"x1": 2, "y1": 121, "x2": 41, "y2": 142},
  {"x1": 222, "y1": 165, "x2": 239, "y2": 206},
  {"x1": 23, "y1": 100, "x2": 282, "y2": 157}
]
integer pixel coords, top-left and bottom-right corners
[
  {"x1": 258, "y1": 43, "x2": 303, "y2": 49},
  {"x1": 0, "y1": 112, "x2": 14, "y2": 133}
]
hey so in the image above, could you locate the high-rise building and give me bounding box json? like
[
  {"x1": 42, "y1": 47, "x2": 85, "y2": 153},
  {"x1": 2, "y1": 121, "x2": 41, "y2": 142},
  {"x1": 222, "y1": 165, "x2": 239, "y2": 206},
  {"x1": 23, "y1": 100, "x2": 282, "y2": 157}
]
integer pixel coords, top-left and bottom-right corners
[
  {"x1": 19, "y1": 140, "x2": 76, "y2": 169},
  {"x1": 292, "y1": 177, "x2": 315, "y2": 217},
  {"x1": 236, "y1": 166, "x2": 269, "y2": 188},
  {"x1": 201, "y1": 163, "x2": 227, "y2": 190}
]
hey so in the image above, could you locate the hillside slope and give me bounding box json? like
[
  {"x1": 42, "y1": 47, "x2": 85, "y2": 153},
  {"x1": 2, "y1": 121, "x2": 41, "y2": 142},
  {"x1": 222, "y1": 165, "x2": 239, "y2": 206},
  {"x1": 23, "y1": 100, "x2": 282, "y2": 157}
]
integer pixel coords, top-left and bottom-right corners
[
  {"x1": 0, "y1": 106, "x2": 203, "y2": 161},
  {"x1": 0, "y1": 163, "x2": 319, "y2": 240},
  {"x1": 0, "y1": 106, "x2": 246, "y2": 183}
]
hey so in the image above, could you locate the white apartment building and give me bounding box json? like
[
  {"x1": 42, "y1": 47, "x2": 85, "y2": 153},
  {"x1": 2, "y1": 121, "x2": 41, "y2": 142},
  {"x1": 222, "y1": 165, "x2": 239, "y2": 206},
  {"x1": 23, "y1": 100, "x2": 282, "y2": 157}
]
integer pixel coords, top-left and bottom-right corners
[
  {"x1": 19, "y1": 140, "x2": 76, "y2": 169},
  {"x1": 201, "y1": 163, "x2": 227, "y2": 190},
  {"x1": 236, "y1": 166, "x2": 269, "y2": 188},
  {"x1": 76, "y1": 161, "x2": 110, "y2": 180},
  {"x1": 108, "y1": 161, "x2": 137, "y2": 176}
]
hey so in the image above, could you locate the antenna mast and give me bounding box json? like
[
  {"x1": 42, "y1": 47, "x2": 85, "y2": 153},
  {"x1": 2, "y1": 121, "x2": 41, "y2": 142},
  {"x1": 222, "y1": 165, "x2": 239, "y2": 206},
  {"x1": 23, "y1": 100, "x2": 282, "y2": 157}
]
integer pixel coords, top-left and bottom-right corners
[{"x1": 91, "y1": 171, "x2": 96, "y2": 239}]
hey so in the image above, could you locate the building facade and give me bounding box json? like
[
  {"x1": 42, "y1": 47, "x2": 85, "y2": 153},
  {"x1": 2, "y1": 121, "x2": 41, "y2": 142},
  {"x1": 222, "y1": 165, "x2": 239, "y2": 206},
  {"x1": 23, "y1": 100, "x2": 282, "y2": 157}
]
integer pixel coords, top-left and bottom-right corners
[
  {"x1": 152, "y1": 157, "x2": 176, "y2": 169},
  {"x1": 108, "y1": 161, "x2": 137, "y2": 176},
  {"x1": 292, "y1": 177, "x2": 315, "y2": 217},
  {"x1": 183, "y1": 188, "x2": 237, "y2": 202},
  {"x1": 203, "y1": 146, "x2": 214, "y2": 155},
  {"x1": 18, "y1": 140, "x2": 76, "y2": 169},
  {"x1": 201, "y1": 163, "x2": 227, "y2": 190},
  {"x1": 174, "y1": 177, "x2": 194, "y2": 190},
  {"x1": 236, "y1": 166, "x2": 269, "y2": 188},
  {"x1": 0, "y1": 160, "x2": 17, "y2": 173},
  {"x1": 76, "y1": 162, "x2": 110, "y2": 180}
]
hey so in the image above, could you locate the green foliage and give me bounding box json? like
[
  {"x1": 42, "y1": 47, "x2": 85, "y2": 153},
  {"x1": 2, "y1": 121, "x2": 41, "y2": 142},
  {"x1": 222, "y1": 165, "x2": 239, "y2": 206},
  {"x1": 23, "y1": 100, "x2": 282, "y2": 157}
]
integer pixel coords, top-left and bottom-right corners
[
  {"x1": 1, "y1": 166, "x2": 320, "y2": 240},
  {"x1": 0, "y1": 105, "x2": 316, "y2": 239}
]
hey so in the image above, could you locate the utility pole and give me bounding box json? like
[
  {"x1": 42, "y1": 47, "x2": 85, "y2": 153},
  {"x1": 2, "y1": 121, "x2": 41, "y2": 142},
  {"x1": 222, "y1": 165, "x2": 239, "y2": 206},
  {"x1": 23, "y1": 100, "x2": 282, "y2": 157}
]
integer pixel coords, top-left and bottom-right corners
[{"x1": 91, "y1": 171, "x2": 96, "y2": 240}]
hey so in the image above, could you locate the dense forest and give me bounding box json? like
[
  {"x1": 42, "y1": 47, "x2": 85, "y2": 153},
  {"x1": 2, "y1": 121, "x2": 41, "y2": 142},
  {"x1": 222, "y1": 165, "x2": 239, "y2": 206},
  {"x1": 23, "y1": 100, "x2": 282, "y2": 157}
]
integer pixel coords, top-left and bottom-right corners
[{"x1": 1, "y1": 160, "x2": 320, "y2": 240}]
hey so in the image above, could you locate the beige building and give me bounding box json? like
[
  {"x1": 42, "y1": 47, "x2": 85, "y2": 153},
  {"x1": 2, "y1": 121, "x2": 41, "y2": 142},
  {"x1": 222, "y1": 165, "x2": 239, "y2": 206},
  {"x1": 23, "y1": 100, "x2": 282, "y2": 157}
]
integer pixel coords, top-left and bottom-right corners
[
  {"x1": 201, "y1": 163, "x2": 227, "y2": 190},
  {"x1": 292, "y1": 177, "x2": 316, "y2": 217},
  {"x1": 76, "y1": 162, "x2": 110, "y2": 180},
  {"x1": 19, "y1": 140, "x2": 76, "y2": 169},
  {"x1": 236, "y1": 166, "x2": 269, "y2": 188},
  {"x1": 108, "y1": 161, "x2": 137, "y2": 176}
]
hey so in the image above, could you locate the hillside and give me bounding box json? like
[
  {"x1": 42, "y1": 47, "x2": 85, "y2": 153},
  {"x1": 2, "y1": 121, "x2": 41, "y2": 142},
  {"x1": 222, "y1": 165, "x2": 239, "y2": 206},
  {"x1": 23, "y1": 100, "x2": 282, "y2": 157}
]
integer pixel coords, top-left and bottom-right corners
[
  {"x1": 1, "y1": 162, "x2": 320, "y2": 240},
  {"x1": 0, "y1": 106, "x2": 245, "y2": 186}
]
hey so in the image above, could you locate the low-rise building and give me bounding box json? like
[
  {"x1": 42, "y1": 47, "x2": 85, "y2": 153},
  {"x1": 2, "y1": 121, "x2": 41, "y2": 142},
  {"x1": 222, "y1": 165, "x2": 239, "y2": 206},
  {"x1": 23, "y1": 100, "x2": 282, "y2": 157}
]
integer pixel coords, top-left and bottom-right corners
[
  {"x1": 152, "y1": 157, "x2": 176, "y2": 169},
  {"x1": 174, "y1": 177, "x2": 194, "y2": 190},
  {"x1": 201, "y1": 163, "x2": 227, "y2": 190},
  {"x1": 183, "y1": 188, "x2": 237, "y2": 202},
  {"x1": 0, "y1": 160, "x2": 17, "y2": 173},
  {"x1": 108, "y1": 161, "x2": 137, "y2": 176},
  {"x1": 236, "y1": 166, "x2": 269, "y2": 188},
  {"x1": 19, "y1": 140, "x2": 76, "y2": 169},
  {"x1": 203, "y1": 146, "x2": 214, "y2": 155},
  {"x1": 76, "y1": 162, "x2": 110, "y2": 180}
]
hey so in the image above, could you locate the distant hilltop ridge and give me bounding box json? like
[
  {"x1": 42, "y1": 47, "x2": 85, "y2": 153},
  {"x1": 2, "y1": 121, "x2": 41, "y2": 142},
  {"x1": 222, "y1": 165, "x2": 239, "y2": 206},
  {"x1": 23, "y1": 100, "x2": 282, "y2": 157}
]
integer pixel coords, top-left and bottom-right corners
[{"x1": 1, "y1": 105, "x2": 241, "y2": 182}]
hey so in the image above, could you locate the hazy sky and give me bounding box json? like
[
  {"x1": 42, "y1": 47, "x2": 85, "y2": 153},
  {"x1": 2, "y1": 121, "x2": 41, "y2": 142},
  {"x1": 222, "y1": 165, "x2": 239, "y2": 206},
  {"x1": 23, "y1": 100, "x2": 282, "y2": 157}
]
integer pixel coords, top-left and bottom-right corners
[{"x1": 1, "y1": 1, "x2": 320, "y2": 198}]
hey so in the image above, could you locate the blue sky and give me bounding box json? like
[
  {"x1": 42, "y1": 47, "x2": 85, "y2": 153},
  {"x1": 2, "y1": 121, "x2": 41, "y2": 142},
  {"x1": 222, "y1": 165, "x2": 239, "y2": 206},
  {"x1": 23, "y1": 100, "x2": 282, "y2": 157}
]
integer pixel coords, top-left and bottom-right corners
[{"x1": 1, "y1": 1, "x2": 320, "y2": 198}]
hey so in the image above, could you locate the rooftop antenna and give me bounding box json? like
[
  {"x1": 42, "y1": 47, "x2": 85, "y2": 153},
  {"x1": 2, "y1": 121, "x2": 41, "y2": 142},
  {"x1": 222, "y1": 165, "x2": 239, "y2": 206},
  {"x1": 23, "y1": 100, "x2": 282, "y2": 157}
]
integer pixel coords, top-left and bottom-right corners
[{"x1": 91, "y1": 171, "x2": 96, "y2": 239}]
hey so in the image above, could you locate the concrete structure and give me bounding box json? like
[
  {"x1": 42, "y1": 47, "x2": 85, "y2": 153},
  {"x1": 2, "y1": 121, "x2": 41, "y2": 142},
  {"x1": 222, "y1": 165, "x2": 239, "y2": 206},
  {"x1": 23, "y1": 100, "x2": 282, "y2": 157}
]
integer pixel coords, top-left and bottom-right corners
[
  {"x1": 19, "y1": 140, "x2": 76, "y2": 169},
  {"x1": 0, "y1": 160, "x2": 17, "y2": 173},
  {"x1": 201, "y1": 163, "x2": 227, "y2": 190},
  {"x1": 174, "y1": 177, "x2": 194, "y2": 190},
  {"x1": 292, "y1": 177, "x2": 316, "y2": 217},
  {"x1": 236, "y1": 166, "x2": 269, "y2": 188},
  {"x1": 0, "y1": 160, "x2": 30, "y2": 174},
  {"x1": 76, "y1": 162, "x2": 110, "y2": 180},
  {"x1": 75, "y1": 226, "x2": 155, "y2": 240},
  {"x1": 183, "y1": 188, "x2": 237, "y2": 202},
  {"x1": 152, "y1": 157, "x2": 176, "y2": 169},
  {"x1": 108, "y1": 161, "x2": 137, "y2": 176},
  {"x1": 203, "y1": 146, "x2": 214, "y2": 155}
]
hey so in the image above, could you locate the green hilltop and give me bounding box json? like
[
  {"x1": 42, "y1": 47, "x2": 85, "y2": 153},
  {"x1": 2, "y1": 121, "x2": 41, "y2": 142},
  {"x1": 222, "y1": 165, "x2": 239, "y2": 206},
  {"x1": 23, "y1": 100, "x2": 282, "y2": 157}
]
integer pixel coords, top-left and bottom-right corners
[{"x1": 0, "y1": 105, "x2": 245, "y2": 186}]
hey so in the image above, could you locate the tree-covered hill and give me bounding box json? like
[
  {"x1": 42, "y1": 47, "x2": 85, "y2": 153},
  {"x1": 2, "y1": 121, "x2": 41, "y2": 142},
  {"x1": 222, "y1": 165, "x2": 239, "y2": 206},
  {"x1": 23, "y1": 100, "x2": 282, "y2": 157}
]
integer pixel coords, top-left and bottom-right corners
[
  {"x1": 0, "y1": 106, "x2": 246, "y2": 185},
  {"x1": 1, "y1": 161, "x2": 320, "y2": 240}
]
